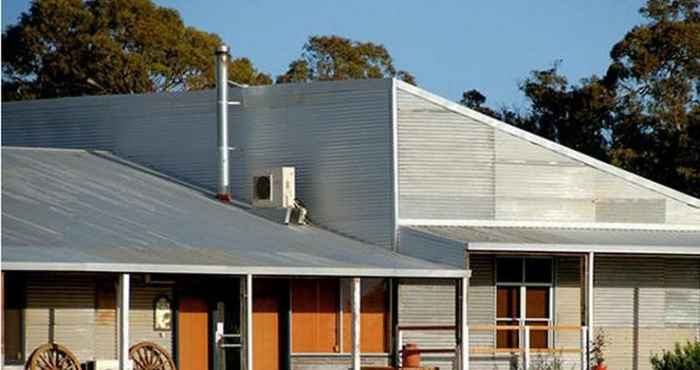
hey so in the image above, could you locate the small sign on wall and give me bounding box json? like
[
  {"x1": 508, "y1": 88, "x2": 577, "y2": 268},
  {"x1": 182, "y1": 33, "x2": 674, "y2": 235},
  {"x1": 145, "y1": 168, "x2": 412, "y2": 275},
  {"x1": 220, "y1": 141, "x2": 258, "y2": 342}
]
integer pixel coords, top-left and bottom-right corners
[{"x1": 154, "y1": 296, "x2": 172, "y2": 330}]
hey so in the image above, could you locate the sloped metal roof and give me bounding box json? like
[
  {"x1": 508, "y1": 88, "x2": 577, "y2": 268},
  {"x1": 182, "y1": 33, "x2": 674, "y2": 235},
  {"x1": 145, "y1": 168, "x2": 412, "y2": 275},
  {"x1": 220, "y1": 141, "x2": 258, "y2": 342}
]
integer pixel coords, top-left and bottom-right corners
[
  {"x1": 1, "y1": 147, "x2": 465, "y2": 277},
  {"x1": 407, "y1": 224, "x2": 700, "y2": 255}
]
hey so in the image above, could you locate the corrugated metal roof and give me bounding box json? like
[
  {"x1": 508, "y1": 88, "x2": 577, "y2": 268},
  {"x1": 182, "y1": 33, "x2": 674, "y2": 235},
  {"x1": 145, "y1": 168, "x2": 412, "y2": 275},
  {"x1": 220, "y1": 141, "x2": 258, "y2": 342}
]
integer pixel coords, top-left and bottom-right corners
[
  {"x1": 1, "y1": 147, "x2": 465, "y2": 277},
  {"x1": 407, "y1": 225, "x2": 700, "y2": 255}
]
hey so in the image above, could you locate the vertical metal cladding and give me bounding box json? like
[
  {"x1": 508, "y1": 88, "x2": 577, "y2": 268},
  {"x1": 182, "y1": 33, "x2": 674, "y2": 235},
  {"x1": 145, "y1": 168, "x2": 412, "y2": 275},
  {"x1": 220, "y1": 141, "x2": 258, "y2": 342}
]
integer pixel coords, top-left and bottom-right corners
[
  {"x1": 228, "y1": 79, "x2": 396, "y2": 247},
  {"x1": 396, "y1": 88, "x2": 495, "y2": 220}
]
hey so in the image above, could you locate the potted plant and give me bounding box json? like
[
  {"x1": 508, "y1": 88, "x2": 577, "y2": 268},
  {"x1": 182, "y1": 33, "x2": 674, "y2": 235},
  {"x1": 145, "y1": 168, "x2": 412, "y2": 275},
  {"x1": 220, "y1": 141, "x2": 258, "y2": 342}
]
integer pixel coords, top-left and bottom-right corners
[{"x1": 590, "y1": 330, "x2": 608, "y2": 370}]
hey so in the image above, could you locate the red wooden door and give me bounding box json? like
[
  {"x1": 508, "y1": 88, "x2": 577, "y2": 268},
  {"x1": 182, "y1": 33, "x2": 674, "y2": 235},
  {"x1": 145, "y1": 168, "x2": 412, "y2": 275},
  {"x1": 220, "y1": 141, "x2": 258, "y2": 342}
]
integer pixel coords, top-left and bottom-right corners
[
  {"x1": 253, "y1": 280, "x2": 284, "y2": 370},
  {"x1": 178, "y1": 297, "x2": 209, "y2": 370}
]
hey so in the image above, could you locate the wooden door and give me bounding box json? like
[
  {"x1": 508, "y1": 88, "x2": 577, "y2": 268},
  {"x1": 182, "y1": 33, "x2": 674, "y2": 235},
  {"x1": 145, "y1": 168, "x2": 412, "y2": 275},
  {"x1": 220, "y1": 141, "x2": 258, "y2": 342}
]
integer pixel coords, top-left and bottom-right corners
[
  {"x1": 253, "y1": 281, "x2": 284, "y2": 370},
  {"x1": 178, "y1": 296, "x2": 209, "y2": 370}
]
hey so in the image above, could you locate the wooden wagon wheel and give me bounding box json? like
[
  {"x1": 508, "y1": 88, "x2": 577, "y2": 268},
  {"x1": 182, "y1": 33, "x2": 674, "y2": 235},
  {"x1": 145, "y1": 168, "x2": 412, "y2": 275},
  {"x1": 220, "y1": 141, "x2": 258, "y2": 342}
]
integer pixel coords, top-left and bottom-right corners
[
  {"x1": 129, "y1": 341, "x2": 177, "y2": 370},
  {"x1": 27, "y1": 343, "x2": 81, "y2": 370}
]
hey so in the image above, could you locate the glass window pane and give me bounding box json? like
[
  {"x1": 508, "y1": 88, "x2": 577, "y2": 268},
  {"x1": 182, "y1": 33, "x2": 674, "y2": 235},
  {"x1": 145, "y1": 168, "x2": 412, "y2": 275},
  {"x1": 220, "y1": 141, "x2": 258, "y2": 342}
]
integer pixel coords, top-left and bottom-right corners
[
  {"x1": 525, "y1": 259, "x2": 552, "y2": 283},
  {"x1": 496, "y1": 287, "x2": 520, "y2": 319},
  {"x1": 497, "y1": 258, "x2": 523, "y2": 283},
  {"x1": 496, "y1": 320, "x2": 519, "y2": 349},
  {"x1": 525, "y1": 287, "x2": 549, "y2": 319},
  {"x1": 526, "y1": 321, "x2": 549, "y2": 348}
]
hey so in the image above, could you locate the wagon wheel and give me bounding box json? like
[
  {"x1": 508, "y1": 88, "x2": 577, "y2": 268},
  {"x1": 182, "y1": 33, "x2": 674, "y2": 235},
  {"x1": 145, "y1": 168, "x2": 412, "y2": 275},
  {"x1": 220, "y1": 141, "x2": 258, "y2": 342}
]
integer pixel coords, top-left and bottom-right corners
[
  {"x1": 130, "y1": 341, "x2": 177, "y2": 370},
  {"x1": 28, "y1": 343, "x2": 81, "y2": 370}
]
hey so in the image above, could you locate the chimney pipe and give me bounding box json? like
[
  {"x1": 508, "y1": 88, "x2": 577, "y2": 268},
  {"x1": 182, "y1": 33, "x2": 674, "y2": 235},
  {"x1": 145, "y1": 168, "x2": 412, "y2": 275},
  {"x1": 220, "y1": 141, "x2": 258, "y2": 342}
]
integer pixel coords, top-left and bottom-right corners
[{"x1": 215, "y1": 45, "x2": 231, "y2": 202}]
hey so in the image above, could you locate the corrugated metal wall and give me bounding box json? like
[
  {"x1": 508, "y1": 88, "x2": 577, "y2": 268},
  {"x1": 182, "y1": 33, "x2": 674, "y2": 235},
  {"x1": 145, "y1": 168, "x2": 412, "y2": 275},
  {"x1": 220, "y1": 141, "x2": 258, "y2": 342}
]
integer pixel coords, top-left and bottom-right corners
[
  {"x1": 467, "y1": 255, "x2": 495, "y2": 350},
  {"x1": 2, "y1": 80, "x2": 396, "y2": 247},
  {"x1": 130, "y1": 284, "x2": 174, "y2": 352},
  {"x1": 465, "y1": 255, "x2": 583, "y2": 370},
  {"x1": 554, "y1": 257, "x2": 582, "y2": 351},
  {"x1": 95, "y1": 278, "x2": 117, "y2": 360},
  {"x1": 228, "y1": 80, "x2": 395, "y2": 247},
  {"x1": 594, "y1": 256, "x2": 700, "y2": 370},
  {"x1": 395, "y1": 85, "x2": 700, "y2": 225},
  {"x1": 2, "y1": 91, "x2": 218, "y2": 191},
  {"x1": 21, "y1": 273, "x2": 175, "y2": 362},
  {"x1": 25, "y1": 273, "x2": 97, "y2": 361},
  {"x1": 396, "y1": 89, "x2": 495, "y2": 220},
  {"x1": 397, "y1": 279, "x2": 456, "y2": 370}
]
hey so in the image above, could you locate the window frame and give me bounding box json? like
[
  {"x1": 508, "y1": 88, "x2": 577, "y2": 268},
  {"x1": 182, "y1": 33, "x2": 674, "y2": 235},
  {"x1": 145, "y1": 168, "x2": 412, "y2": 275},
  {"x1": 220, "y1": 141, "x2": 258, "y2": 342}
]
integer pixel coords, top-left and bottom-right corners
[{"x1": 495, "y1": 257, "x2": 554, "y2": 349}]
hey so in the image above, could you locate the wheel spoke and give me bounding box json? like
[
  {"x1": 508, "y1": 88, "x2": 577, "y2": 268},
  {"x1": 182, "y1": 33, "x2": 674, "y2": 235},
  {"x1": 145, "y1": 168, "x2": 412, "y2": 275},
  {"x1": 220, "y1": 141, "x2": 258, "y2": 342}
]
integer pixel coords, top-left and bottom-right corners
[
  {"x1": 37, "y1": 353, "x2": 52, "y2": 369},
  {"x1": 129, "y1": 342, "x2": 174, "y2": 370}
]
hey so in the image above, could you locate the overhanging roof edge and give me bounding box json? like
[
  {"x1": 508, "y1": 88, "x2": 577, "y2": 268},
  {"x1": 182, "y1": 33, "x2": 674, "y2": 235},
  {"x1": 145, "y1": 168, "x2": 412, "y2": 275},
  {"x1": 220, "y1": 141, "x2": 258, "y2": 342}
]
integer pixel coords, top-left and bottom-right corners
[
  {"x1": 2, "y1": 261, "x2": 469, "y2": 278},
  {"x1": 466, "y1": 242, "x2": 700, "y2": 255}
]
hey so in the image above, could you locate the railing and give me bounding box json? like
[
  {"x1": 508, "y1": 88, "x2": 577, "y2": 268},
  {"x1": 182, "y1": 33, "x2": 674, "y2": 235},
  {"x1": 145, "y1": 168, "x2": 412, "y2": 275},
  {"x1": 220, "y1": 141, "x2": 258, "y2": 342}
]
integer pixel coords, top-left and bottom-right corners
[
  {"x1": 395, "y1": 325, "x2": 456, "y2": 367},
  {"x1": 396, "y1": 324, "x2": 589, "y2": 370}
]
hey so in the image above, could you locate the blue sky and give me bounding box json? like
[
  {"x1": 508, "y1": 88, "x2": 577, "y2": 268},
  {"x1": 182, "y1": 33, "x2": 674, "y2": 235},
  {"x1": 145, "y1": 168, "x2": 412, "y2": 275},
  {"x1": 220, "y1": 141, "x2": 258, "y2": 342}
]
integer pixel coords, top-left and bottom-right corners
[{"x1": 2, "y1": 0, "x2": 646, "y2": 108}]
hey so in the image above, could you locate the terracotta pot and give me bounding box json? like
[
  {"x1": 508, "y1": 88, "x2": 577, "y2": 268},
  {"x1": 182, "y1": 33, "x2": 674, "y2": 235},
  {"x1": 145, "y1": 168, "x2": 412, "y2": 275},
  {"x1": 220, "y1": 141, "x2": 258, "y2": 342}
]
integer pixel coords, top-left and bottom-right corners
[
  {"x1": 592, "y1": 363, "x2": 607, "y2": 370},
  {"x1": 402, "y1": 343, "x2": 421, "y2": 368}
]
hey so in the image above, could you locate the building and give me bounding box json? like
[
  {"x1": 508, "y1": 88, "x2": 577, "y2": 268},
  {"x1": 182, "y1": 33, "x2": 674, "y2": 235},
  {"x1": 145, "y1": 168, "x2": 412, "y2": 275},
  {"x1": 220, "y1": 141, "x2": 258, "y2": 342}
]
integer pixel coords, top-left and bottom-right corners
[
  {"x1": 2, "y1": 49, "x2": 700, "y2": 370},
  {"x1": 1, "y1": 147, "x2": 468, "y2": 370}
]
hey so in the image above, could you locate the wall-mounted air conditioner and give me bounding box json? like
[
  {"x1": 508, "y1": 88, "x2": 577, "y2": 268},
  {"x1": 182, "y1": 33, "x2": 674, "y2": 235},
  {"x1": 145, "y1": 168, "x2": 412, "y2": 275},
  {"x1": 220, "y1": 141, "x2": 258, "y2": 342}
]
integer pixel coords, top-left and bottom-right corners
[{"x1": 252, "y1": 167, "x2": 295, "y2": 209}]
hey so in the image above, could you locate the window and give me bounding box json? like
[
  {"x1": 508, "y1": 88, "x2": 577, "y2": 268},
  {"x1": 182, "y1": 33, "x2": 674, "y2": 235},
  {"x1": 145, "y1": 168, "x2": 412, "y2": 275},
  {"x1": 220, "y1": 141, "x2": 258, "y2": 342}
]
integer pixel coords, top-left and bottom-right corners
[
  {"x1": 290, "y1": 278, "x2": 389, "y2": 354},
  {"x1": 496, "y1": 258, "x2": 552, "y2": 349}
]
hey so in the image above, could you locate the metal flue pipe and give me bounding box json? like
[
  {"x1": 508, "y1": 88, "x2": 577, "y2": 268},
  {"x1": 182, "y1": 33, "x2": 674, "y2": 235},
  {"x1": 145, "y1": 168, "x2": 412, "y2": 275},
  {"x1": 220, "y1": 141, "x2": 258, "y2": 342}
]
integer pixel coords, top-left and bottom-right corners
[{"x1": 215, "y1": 45, "x2": 231, "y2": 202}]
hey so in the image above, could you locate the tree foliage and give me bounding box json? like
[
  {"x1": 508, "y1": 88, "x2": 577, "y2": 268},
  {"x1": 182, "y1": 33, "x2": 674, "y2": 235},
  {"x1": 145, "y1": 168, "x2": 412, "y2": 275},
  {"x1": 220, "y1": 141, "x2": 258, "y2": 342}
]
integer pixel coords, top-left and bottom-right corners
[
  {"x1": 2, "y1": 0, "x2": 270, "y2": 100},
  {"x1": 607, "y1": 0, "x2": 700, "y2": 195},
  {"x1": 461, "y1": 0, "x2": 699, "y2": 196},
  {"x1": 650, "y1": 341, "x2": 700, "y2": 370},
  {"x1": 277, "y1": 35, "x2": 416, "y2": 85}
]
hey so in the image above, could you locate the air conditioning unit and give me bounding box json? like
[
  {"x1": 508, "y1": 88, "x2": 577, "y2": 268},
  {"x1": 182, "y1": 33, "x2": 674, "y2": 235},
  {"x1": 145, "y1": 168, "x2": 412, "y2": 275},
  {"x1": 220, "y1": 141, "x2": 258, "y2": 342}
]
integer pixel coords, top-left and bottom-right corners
[
  {"x1": 252, "y1": 167, "x2": 295, "y2": 208},
  {"x1": 86, "y1": 360, "x2": 120, "y2": 370}
]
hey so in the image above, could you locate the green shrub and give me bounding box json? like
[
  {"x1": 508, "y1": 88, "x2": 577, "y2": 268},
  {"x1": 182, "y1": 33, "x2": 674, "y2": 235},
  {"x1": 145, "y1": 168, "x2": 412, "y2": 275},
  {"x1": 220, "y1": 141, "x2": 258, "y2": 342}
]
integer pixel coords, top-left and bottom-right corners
[{"x1": 650, "y1": 341, "x2": 700, "y2": 370}]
